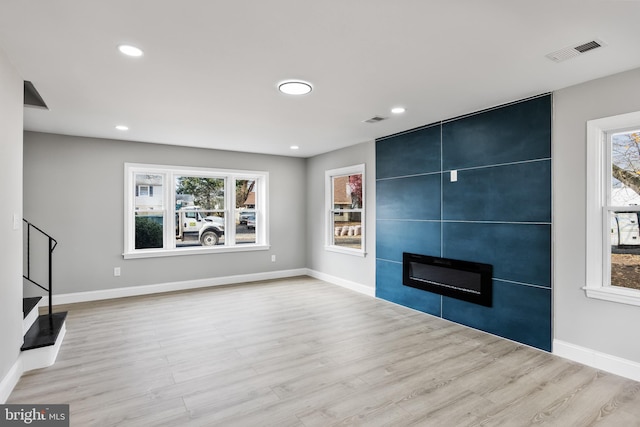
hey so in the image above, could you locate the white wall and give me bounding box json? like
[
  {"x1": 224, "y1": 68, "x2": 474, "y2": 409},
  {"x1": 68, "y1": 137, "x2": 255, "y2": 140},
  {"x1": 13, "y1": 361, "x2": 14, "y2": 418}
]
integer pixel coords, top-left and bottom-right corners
[
  {"x1": 0, "y1": 47, "x2": 23, "y2": 401},
  {"x1": 23, "y1": 132, "x2": 307, "y2": 295},
  {"x1": 305, "y1": 141, "x2": 376, "y2": 294},
  {"x1": 554, "y1": 67, "x2": 640, "y2": 366}
]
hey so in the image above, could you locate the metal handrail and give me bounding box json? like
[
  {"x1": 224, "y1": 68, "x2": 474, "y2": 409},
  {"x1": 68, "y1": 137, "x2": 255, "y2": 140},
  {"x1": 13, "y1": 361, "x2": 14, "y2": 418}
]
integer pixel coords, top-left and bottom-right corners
[{"x1": 23, "y1": 219, "x2": 57, "y2": 317}]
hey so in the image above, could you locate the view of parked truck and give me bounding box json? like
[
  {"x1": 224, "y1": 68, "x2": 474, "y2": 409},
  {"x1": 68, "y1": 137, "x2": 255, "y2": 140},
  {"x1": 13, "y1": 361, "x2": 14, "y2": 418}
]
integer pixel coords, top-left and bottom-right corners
[
  {"x1": 134, "y1": 176, "x2": 256, "y2": 249},
  {"x1": 176, "y1": 206, "x2": 224, "y2": 246},
  {"x1": 611, "y1": 211, "x2": 640, "y2": 247}
]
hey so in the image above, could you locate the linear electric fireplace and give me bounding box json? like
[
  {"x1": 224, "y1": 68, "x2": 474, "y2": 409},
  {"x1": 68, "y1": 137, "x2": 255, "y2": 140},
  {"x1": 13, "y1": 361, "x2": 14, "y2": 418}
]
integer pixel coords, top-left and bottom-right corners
[{"x1": 403, "y1": 252, "x2": 493, "y2": 307}]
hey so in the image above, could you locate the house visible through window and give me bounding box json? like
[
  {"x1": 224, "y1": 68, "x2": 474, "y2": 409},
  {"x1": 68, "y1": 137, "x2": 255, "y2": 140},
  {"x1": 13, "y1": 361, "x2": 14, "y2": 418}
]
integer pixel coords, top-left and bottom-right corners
[
  {"x1": 325, "y1": 164, "x2": 365, "y2": 256},
  {"x1": 585, "y1": 111, "x2": 640, "y2": 306},
  {"x1": 124, "y1": 163, "x2": 268, "y2": 258},
  {"x1": 137, "y1": 184, "x2": 153, "y2": 197}
]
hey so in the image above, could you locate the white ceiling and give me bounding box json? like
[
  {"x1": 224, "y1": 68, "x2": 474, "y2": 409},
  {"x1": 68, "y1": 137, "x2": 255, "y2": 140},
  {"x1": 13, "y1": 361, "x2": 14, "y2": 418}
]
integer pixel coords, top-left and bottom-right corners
[{"x1": 1, "y1": 1, "x2": 640, "y2": 158}]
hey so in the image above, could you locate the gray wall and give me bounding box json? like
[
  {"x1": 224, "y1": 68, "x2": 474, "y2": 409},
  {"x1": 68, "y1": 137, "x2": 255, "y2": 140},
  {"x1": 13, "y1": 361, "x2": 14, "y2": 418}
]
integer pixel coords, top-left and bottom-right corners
[
  {"x1": 0, "y1": 48, "x2": 23, "y2": 392},
  {"x1": 23, "y1": 132, "x2": 307, "y2": 294},
  {"x1": 305, "y1": 141, "x2": 376, "y2": 290},
  {"x1": 554, "y1": 67, "x2": 640, "y2": 362}
]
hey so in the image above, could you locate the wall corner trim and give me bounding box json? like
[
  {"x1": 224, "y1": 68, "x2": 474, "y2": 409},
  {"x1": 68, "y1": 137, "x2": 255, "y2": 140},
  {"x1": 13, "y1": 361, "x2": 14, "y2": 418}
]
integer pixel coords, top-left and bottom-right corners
[
  {"x1": 305, "y1": 269, "x2": 375, "y2": 297},
  {"x1": 0, "y1": 358, "x2": 23, "y2": 404},
  {"x1": 553, "y1": 339, "x2": 640, "y2": 382}
]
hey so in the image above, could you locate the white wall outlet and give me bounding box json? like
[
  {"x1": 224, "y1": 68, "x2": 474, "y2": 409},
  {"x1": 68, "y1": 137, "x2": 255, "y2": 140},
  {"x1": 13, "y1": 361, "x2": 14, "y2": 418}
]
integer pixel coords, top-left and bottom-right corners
[
  {"x1": 271, "y1": 255, "x2": 276, "y2": 262},
  {"x1": 13, "y1": 213, "x2": 20, "y2": 230},
  {"x1": 450, "y1": 170, "x2": 458, "y2": 182},
  {"x1": 114, "y1": 267, "x2": 121, "y2": 277}
]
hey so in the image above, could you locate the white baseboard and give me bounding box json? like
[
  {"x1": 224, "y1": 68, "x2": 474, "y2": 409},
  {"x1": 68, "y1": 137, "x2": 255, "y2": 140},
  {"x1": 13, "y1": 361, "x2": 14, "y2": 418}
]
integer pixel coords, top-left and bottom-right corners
[
  {"x1": 2, "y1": 320, "x2": 68, "y2": 403},
  {"x1": 554, "y1": 339, "x2": 640, "y2": 382},
  {"x1": 0, "y1": 359, "x2": 23, "y2": 404},
  {"x1": 305, "y1": 269, "x2": 375, "y2": 297},
  {"x1": 45, "y1": 269, "x2": 308, "y2": 306}
]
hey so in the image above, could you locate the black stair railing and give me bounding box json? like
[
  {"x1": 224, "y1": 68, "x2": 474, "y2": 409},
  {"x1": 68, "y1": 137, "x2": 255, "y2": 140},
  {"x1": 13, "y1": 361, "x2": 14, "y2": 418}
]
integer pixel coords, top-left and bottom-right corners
[{"x1": 23, "y1": 219, "x2": 57, "y2": 318}]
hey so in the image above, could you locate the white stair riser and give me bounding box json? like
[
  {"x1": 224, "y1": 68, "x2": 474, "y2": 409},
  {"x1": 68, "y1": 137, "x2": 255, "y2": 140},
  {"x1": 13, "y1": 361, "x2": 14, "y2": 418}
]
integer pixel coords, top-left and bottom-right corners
[
  {"x1": 23, "y1": 307, "x2": 39, "y2": 336},
  {"x1": 21, "y1": 323, "x2": 66, "y2": 372}
]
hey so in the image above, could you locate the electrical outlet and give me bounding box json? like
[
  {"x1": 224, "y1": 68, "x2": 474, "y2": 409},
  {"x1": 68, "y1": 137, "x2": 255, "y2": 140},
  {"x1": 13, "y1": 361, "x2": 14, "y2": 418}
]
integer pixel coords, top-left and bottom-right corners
[
  {"x1": 450, "y1": 170, "x2": 458, "y2": 182},
  {"x1": 114, "y1": 267, "x2": 121, "y2": 277},
  {"x1": 271, "y1": 255, "x2": 276, "y2": 262}
]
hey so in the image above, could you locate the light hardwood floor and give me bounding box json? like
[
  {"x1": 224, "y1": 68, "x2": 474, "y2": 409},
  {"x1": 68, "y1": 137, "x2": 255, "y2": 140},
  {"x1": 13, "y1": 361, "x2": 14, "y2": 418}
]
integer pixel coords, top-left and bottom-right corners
[{"x1": 9, "y1": 276, "x2": 640, "y2": 426}]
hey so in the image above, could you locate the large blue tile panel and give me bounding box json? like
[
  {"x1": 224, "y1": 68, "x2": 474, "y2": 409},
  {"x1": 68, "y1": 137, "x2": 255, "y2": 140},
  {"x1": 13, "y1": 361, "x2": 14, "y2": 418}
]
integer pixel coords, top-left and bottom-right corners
[
  {"x1": 442, "y1": 281, "x2": 551, "y2": 351},
  {"x1": 376, "y1": 220, "x2": 441, "y2": 262},
  {"x1": 377, "y1": 174, "x2": 441, "y2": 220},
  {"x1": 442, "y1": 95, "x2": 551, "y2": 170},
  {"x1": 376, "y1": 259, "x2": 441, "y2": 316},
  {"x1": 443, "y1": 222, "x2": 551, "y2": 288},
  {"x1": 376, "y1": 124, "x2": 441, "y2": 179},
  {"x1": 442, "y1": 160, "x2": 551, "y2": 223}
]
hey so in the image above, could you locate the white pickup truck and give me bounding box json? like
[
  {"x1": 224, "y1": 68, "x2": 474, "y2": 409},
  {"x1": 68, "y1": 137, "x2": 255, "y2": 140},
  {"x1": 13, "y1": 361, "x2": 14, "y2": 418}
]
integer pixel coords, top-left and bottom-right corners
[
  {"x1": 612, "y1": 212, "x2": 640, "y2": 247},
  {"x1": 176, "y1": 206, "x2": 224, "y2": 246}
]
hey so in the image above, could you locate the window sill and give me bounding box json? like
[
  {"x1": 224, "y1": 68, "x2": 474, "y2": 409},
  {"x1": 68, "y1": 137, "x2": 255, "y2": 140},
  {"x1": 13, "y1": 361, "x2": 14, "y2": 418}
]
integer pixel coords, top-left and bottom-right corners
[
  {"x1": 583, "y1": 285, "x2": 640, "y2": 307},
  {"x1": 324, "y1": 245, "x2": 366, "y2": 257},
  {"x1": 123, "y1": 244, "x2": 270, "y2": 259}
]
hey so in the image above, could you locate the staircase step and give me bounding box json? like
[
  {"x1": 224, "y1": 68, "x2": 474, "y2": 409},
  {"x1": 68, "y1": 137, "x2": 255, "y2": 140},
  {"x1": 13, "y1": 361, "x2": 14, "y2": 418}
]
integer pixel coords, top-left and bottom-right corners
[
  {"x1": 23, "y1": 296, "x2": 42, "y2": 318},
  {"x1": 23, "y1": 297, "x2": 42, "y2": 336},
  {"x1": 21, "y1": 312, "x2": 68, "y2": 351}
]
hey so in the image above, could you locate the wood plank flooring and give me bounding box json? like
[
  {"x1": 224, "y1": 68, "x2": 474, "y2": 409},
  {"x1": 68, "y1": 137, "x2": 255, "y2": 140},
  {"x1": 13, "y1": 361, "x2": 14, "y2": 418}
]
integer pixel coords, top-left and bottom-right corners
[{"x1": 8, "y1": 276, "x2": 640, "y2": 426}]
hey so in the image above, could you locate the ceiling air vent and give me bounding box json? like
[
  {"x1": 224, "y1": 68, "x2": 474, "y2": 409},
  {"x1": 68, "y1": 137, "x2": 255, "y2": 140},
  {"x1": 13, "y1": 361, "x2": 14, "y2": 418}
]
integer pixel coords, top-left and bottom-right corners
[
  {"x1": 575, "y1": 40, "x2": 602, "y2": 53},
  {"x1": 545, "y1": 39, "x2": 605, "y2": 63},
  {"x1": 24, "y1": 81, "x2": 48, "y2": 109},
  {"x1": 363, "y1": 116, "x2": 387, "y2": 124}
]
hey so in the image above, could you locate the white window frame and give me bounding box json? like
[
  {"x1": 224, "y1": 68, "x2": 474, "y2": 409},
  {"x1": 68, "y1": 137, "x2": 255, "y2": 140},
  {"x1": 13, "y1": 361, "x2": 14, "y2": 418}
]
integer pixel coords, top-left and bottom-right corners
[
  {"x1": 585, "y1": 111, "x2": 640, "y2": 306},
  {"x1": 325, "y1": 164, "x2": 366, "y2": 257},
  {"x1": 124, "y1": 163, "x2": 269, "y2": 259}
]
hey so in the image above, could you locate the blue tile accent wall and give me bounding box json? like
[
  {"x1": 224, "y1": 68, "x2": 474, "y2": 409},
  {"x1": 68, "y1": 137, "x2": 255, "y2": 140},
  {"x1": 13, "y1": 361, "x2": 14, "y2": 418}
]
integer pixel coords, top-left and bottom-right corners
[
  {"x1": 442, "y1": 281, "x2": 551, "y2": 351},
  {"x1": 377, "y1": 174, "x2": 441, "y2": 221},
  {"x1": 441, "y1": 95, "x2": 551, "y2": 170},
  {"x1": 376, "y1": 259, "x2": 442, "y2": 316},
  {"x1": 376, "y1": 124, "x2": 441, "y2": 179},
  {"x1": 375, "y1": 95, "x2": 552, "y2": 351},
  {"x1": 443, "y1": 222, "x2": 551, "y2": 288},
  {"x1": 377, "y1": 220, "x2": 441, "y2": 263},
  {"x1": 442, "y1": 160, "x2": 551, "y2": 223}
]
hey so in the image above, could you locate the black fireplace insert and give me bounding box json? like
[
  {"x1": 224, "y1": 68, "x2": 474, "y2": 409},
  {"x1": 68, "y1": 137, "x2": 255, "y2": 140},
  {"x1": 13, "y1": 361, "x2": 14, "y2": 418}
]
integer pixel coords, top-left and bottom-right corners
[{"x1": 403, "y1": 252, "x2": 493, "y2": 307}]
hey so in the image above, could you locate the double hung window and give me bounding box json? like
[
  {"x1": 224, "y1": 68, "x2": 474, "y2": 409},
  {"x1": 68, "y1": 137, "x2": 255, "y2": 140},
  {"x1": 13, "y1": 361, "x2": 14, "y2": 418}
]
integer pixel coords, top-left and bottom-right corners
[
  {"x1": 325, "y1": 164, "x2": 365, "y2": 256},
  {"x1": 585, "y1": 112, "x2": 640, "y2": 305},
  {"x1": 124, "y1": 163, "x2": 268, "y2": 258}
]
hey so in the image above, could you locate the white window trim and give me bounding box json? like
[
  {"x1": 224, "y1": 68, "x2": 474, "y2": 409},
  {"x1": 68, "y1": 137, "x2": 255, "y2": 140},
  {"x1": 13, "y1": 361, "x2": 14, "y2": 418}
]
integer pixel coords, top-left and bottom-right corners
[
  {"x1": 124, "y1": 163, "x2": 269, "y2": 259},
  {"x1": 585, "y1": 110, "x2": 640, "y2": 306},
  {"x1": 325, "y1": 164, "x2": 366, "y2": 257}
]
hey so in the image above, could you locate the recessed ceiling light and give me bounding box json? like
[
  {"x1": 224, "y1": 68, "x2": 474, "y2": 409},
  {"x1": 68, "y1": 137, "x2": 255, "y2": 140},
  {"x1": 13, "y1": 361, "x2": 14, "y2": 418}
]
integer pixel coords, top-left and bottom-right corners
[
  {"x1": 118, "y1": 44, "x2": 144, "y2": 57},
  {"x1": 115, "y1": 125, "x2": 129, "y2": 131},
  {"x1": 278, "y1": 80, "x2": 313, "y2": 95},
  {"x1": 391, "y1": 107, "x2": 406, "y2": 114},
  {"x1": 290, "y1": 145, "x2": 300, "y2": 150}
]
